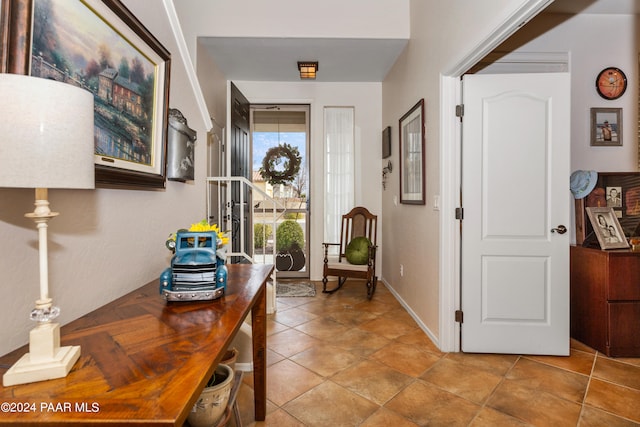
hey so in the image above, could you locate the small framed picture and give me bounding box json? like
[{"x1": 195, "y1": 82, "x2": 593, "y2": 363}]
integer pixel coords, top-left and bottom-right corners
[
  {"x1": 606, "y1": 186, "x2": 622, "y2": 208},
  {"x1": 591, "y1": 108, "x2": 622, "y2": 146},
  {"x1": 382, "y1": 126, "x2": 392, "y2": 159},
  {"x1": 586, "y1": 207, "x2": 629, "y2": 249}
]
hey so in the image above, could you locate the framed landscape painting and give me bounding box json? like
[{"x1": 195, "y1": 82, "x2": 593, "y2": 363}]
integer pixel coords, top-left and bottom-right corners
[{"x1": 3, "y1": 0, "x2": 171, "y2": 189}]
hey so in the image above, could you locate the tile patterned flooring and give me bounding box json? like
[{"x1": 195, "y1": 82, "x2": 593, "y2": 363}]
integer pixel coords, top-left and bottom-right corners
[{"x1": 231, "y1": 280, "x2": 640, "y2": 426}]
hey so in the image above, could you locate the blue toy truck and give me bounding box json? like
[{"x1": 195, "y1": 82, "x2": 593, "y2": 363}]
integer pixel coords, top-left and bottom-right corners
[{"x1": 160, "y1": 231, "x2": 228, "y2": 301}]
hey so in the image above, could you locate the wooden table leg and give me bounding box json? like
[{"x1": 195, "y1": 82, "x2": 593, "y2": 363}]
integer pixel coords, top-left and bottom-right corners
[{"x1": 251, "y1": 284, "x2": 267, "y2": 421}]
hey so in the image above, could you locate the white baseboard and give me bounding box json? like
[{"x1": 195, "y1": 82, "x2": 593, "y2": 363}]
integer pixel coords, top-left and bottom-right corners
[
  {"x1": 234, "y1": 362, "x2": 253, "y2": 372},
  {"x1": 380, "y1": 277, "x2": 441, "y2": 350}
]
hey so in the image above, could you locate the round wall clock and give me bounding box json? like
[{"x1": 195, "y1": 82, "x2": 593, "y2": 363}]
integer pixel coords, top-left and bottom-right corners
[{"x1": 596, "y1": 67, "x2": 627, "y2": 100}]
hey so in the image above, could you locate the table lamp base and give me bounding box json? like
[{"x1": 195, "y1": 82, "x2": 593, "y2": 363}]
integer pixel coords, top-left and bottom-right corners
[{"x1": 2, "y1": 323, "x2": 80, "y2": 386}]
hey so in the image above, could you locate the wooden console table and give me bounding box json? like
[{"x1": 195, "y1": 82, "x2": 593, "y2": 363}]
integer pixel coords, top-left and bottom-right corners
[{"x1": 0, "y1": 263, "x2": 273, "y2": 425}]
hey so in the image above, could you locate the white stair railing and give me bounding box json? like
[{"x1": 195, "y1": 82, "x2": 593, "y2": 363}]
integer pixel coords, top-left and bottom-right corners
[{"x1": 207, "y1": 176, "x2": 284, "y2": 313}]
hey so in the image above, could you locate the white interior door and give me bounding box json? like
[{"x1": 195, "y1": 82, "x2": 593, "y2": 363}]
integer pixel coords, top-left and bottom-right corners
[{"x1": 461, "y1": 73, "x2": 570, "y2": 355}]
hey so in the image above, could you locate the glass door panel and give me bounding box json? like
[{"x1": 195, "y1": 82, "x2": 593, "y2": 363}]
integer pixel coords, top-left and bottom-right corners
[{"x1": 251, "y1": 105, "x2": 310, "y2": 278}]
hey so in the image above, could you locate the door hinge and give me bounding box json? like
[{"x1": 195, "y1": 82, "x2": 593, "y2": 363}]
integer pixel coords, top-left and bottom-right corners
[
  {"x1": 455, "y1": 207, "x2": 463, "y2": 220},
  {"x1": 455, "y1": 310, "x2": 463, "y2": 323},
  {"x1": 455, "y1": 104, "x2": 464, "y2": 118}
]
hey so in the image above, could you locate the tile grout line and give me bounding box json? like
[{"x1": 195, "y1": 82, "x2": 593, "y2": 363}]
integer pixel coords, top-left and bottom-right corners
[
  {"x1": 576, "y1": 349, "x2": 598, "y2": 425},
  {"x1": 259, "y1": 284, "x2": 640, "y2": 426},
  {"x1": 574, "y1": 351, "x2": 640, "y2": 425},
  {"x1": 520, "y1": 348, "x2": 595, "y2": 377},
  {"x1": 471, "y1": 354, "x2": 529, "y2": 426}
]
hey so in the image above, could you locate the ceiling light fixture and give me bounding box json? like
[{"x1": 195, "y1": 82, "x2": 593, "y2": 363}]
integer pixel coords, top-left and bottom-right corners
[{"x1": 298, "y1": 61, "x2": 318, "y2": 80}]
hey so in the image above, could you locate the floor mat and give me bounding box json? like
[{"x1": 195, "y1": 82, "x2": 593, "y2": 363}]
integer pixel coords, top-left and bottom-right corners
[{"x1": 275, "y1": 282, "x2": 316, "y2": 297}]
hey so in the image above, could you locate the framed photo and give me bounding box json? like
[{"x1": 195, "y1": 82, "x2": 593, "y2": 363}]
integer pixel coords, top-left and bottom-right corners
[
  {"x1": 399, "y1": 99, "x2": 425, "y2": 204},
  {"x1": 586, "y1": 207, "x2": 629, "y2": 250},
  {"x1": 606, "y1": 186, "x2": 622, "y2": 208},
  {"x1": 382, "y1": 126, "x2": 391, "y2": 159},
  {"x1": 591, "y1": 107, "x2": 622, "y2": 147},
  {"x1": 3, "y1": 0, "x2": 171, "y2": 189}
]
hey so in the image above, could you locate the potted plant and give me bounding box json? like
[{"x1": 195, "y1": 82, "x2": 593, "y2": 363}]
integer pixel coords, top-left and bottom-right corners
[
  {"x1": 188, "y1": 364, "x2": 234, "y2": 427},
  {"x1": 275, "y1": 220, "x2": 305, "y2": 271}
]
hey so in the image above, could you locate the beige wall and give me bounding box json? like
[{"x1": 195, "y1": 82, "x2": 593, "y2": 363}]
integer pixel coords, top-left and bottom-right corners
[
  {"x1": 233, "y1": 81, "x2": 383, "y2": 280},
  {"x1": 381, "y1": 0, "x2": 542, "y2": 344},
  {"x1": 0, "y1": 0, "x2": 211, "y2": 356},
  {"x1": 499, "y1": 12, "x2": 639, "y2": 172},
  {"x1": 1, "y1": 0, "x2": 593, "y2": 357},
  {"x1": 173, "y1": 0, "x2": 408, "y2": 280},
  {"x1": 174, "y1": 0, "x2": 410, "y2": 60}
]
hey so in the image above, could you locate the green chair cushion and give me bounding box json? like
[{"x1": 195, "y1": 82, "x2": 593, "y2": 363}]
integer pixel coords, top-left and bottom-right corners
[{"x1": 345, "y1": 236, "x2": 372, "y2": 265}]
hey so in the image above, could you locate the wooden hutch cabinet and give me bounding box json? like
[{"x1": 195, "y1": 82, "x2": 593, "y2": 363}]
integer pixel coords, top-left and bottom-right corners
[
  {"x1": 571, "y1": 172, "x2": 640, "y2": 357},
  {"x1": 570, "y1": 245, "x2": 640, "y2": 357}
]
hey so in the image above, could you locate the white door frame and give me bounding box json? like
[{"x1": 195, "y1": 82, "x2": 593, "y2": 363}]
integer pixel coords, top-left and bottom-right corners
[{"x1": 438, "y1": 0, "x2": 555, "y2": 352}]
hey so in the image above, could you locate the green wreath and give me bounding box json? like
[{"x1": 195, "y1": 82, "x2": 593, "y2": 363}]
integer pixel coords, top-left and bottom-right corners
[{"x1": 259, "y1": 143, "x2": 301, "y2": 186}]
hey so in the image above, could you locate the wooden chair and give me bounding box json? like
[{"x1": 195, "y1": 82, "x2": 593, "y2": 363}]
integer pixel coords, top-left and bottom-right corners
[{"x1": 322, "y1": 206, "x2": 378, "y2": 299}]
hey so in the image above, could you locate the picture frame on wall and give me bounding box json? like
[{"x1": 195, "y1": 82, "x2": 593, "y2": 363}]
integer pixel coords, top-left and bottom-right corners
[
  {"x1": 3, "y1": 0, "x2": 171, "y2": 189},
  {"x1": 399, "y1": 99, "x2": 425, "y2": 205},
  {"x1": 591, "y1": 107, "x2": 622, "y2": 147},
  {"x1": 0, "y1": 0, "x2": 8, "y2": 72},
  {"x1": 382, "y1": 126, "x2": 391, "y2": 159},
  {"x1": 586, "y1": 207, "x2": 629, "y2": 250}
]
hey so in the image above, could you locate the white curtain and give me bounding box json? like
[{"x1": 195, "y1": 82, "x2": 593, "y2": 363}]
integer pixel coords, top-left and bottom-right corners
[{"x1": 324, "y1": 107, "x2": 355, "y2": 247}]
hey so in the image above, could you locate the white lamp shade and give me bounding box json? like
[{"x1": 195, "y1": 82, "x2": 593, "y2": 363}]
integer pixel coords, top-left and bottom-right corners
[{"x1": 0, "y1": 73, "x2": 95, "y2": 189}]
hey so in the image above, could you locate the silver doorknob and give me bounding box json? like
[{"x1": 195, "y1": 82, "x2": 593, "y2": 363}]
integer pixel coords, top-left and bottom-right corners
[{"x1": 551, "y1": 225, "x2": 567, "y2": 234}]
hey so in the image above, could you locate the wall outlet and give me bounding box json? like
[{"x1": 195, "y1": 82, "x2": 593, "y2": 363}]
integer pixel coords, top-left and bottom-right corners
[{"x1": 400, "y1": 264, "x2": 404, "y2": 277}]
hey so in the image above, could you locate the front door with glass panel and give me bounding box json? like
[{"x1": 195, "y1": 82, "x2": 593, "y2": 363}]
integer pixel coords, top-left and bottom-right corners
[{"x1": 251, "y1": 105, "x2": 310, "y2": 278}]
